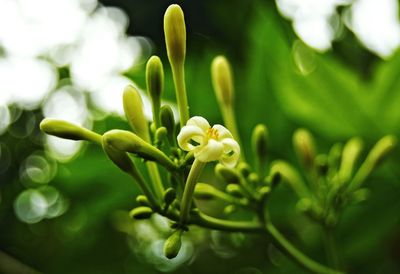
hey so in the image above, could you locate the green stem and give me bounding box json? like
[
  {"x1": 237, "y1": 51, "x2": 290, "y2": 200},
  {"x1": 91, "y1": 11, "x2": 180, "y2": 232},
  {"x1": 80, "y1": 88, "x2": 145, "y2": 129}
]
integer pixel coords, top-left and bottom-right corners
[
  {"x1": 192, "y1": 211, "x2": 262, "y2": 232},
  {"x1": 323, "y1": 227, "x2": 341, "y2": 270},
  {"x1": 146, "y1": 162, "x2": 165, "y2": 202},
  {"x1": 179, "y1": 159, "x2": 205, "y2": 224},
  {"x1": 265, "y1": 222, "x2": 344, "y2": 274},
  {"x1": 171, "y1": 64, "x2": 189, "y2": 128},
  {"x1": 128, "y1": 168, "x2": 158, "y2": 208}
]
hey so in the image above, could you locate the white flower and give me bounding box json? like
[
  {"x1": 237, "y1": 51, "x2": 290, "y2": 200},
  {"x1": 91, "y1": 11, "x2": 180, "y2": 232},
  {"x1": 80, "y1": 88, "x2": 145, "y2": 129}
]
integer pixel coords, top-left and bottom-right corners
[{"x1": 177, "y1": 116, "x2": 240, "y2": 168}]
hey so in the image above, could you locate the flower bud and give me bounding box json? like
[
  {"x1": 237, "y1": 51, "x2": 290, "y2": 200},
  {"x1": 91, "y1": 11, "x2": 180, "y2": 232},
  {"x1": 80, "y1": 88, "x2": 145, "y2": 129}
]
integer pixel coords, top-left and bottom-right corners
[
  {"x1": 223, "y1": 205, "x2": 236, "y2": 215},
  {"x1": 365, "y1": 135, "x2": 397, "y2": 169},
  {"x1": 136, "y1": 195, "x2": 150, "y2": 206},
  {"x1": 129, "y1": 206, "x2": 153, "y2": 220},
  {"x1": 270, "y1": 161, "x2": 310, "y2": 198},
  {"x1": 226, "y1": 184, "x2": 244, "y2": 198},
  {"x1": 40, "y1": 119, "x2": 101, "y2": 144},
  {"x1": 123, "y1": 85, "x2": 149, "y2": 141},
  {"x1": 160, "y1": 105, "x2": 176, "y2": 143},
  {"x1": 194, "y1": 183, "x2": 218, "y2": 200},
  {"x1": 349, "y1": 135, "x2": 397, "y2": 191},
  {"x1": 103, "y1": 130, "x2": 177, "y2": 171},
  {"x1": 163, "y1": 229, "x2": 183, "y2": 259},
  {"x1": 102, "y1": 141, "x2": 136, "y2": 174},
  {"x1": 293, "y1": 128, "x2": 316, "y2": 170},
  {"x1": 237, "y1": 162, "x2": 251, "y2": 177},
  {"x1": 215, "y1": 163, "x2": 240, "y2": 184},
  {"x1": 164, "y1": 4, "x2": 186, "y2": 67},
  {"x1": 146, "y1": 56, "x2": 164, "y2": 127},
  {"x1": 338, "y1": 137, "x2": 363, "y2": 183},
  {"x1": 251, "y1": 124, "x2": 268, "y2": 165},
  {"x1": 211, "y1": 56, "x2": 234, "y2": 106},
  {"x1": 155, "y1": 127, "x2": 168, "y2": 144}
]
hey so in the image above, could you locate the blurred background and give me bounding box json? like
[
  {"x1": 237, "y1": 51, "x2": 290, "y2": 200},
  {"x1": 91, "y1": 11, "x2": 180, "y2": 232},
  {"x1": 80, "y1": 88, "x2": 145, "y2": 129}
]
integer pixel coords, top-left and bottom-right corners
[{"x1": 1, "y1": 0, "x2": 400, "y2": 273}]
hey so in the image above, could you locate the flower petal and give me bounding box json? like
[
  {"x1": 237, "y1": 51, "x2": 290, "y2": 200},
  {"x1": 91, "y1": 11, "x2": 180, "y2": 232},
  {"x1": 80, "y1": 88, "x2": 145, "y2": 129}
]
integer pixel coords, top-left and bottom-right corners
[
  {"x1": 220, "y1": 138, "x2": 240, "y2": 168},
  {"x1": 187, "y1": 116, "x2": 210, "y2": 132},
  {"x1": 213, "y1": 124, "x2": 233, "y2": 140},
  {"x1": 194, "y1": 139, "x2": 224, "y2": 162},
  {"x1": 177, "y1": 125, "x2": 206, "y2": 151}
]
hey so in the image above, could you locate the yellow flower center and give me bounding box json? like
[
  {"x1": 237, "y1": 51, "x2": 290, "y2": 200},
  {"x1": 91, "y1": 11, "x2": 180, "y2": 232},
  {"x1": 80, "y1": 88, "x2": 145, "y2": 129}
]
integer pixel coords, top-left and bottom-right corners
[{"x1": 206, "y1": 127, "x2": 219, "y2": 140}]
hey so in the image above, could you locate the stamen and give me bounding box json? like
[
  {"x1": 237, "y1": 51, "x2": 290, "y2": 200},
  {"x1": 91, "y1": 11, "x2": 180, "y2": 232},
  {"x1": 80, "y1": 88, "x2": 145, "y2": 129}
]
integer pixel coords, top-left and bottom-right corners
[{"x1": 206, "y1": 127, "x2": 219, "y2": 139}]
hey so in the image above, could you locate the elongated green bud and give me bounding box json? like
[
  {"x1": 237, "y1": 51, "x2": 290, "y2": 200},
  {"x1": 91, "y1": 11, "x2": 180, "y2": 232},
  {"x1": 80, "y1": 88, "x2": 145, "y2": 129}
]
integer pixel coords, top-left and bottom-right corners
[
  {"x1": 194, "y1": 183, "x2": 216, "y2": 200},
  {"x1": 270, "y1": 161, "x2": 310, "y2": 198},
  {"x1": 129, "y1": 206, "x2": 153, "y2": 220},
  {"x1": 293, "y1": 129, "x2": 316, "y2": 170},
  {"x1": 160, "y1": 105, "x2": 176, "y2": 144},
  {"x1": 211, "y1": 56, "x2": 234, "y2": 106},
  {"x1": 364, "y1": 135, "x2": 397, "y2": 169},
  {"x1": 146, "y1": 56, "x2": 164, "y2": 127},
  {"x1": 40, "y1": 119, "x2": 101, "y2": 144},
  {"x1": 155, "y1": 127, "x2": 168, "y2": 145},
  {"x1": 338, "y1": 138, "x2": 363, "y2": 184},
  {"x1": 103, "y1": 129, "x2": 177, "y2": 171},
  {"x1": 328, "y1": 143, "x2": 342, "y2": 174},
  {"x1": 123, "y1": 85, "x2": 149, "y2": 141},
  {"x1": 215, "y1": 164, "x2": 241, "y2": 184},
  {"x1": 102, "y1": 141, "x2": 136, "y2": 174},
  {"x1": 164, "y1": 4, "x2": 189, "y2": 126},
  {"x1": 164, "y1": 229, "x2": 183, "y2": 259},
  {"x1": 164, "y1": 5, "x2": 186, "y2": 67},
  {"x1": 349, "y1": 135, "x2": 397, "y2": 191},
  {"x1": 252, "y1": 124, "x2": 268, "y2": 172}
]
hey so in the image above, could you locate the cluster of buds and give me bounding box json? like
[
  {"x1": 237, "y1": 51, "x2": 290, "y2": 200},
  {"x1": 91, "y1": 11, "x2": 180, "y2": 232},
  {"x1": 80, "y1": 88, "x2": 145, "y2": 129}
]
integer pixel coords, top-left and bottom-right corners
[
  {"x1": 273, "y1": 130, "x2": 397, "y2": 227},
  {"x1": 39, "y1": 4, "x2": 396, "y2": 274}
]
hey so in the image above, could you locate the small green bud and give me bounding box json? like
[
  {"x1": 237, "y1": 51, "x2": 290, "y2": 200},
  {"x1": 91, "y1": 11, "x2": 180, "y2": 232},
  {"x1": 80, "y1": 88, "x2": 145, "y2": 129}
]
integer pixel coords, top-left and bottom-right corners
[
  {"x1": 350, "y1": 188, "x2": 370, "y2": 204},
  {"x1": 248, "y1": 172, "x2": 260, "y2": 185},
  {"x1": 40, "y1": 119, "x2": 101, "y2": 144},
  {"x1": 237, "y1": 162, "x2": 251, "y2": 177},
  {"x1": 226, "y1": 184, "x2": 244, "y2": 198},
  {"x1": 211, "y1": 56, "x2": 234, "y2": 106},
  {"x1": 155, "y1": 127, "x2": 168, "y2": 144},
  {"x1": 146, "y1": 56, "x2": 164, "y2": 127},
  {"x1": 123, "y1": 85, "x2": 150, "y2": 141},
  {"x1": 293, "y1": 128, "x2": 316, "y2": 169},
  {"x1": 223, "y1": 205, "x2": 236, "y2": 215},
  {"x1": 136, "y1": 195, "x2": 150, "y2": 206},
  {"x1": 251, "y1": 124, "x2": 268, "y2": 165},
  {"x1": 338, "y1": 138, "x2": 363, "y2": 183},
  {"x1": 160, "y1": 105, "x2": 176, "y2": 143},
  {"x1": 129, "y1": 206, "x2": 153, "y2": 220},
  {"x1": 259, "y1": 186, "x2": 271, "y2": 197},
  {"x1": 164, "y1": 4, "x2": 186, "y2": 67},
  {"x1": 163, "y1": 229, "x2": 183, "y2": 259},
  {"x1": 163, "y1": 188, "x2": 176, "y2": 205},
  {"x1": 315, "y1": 154, "x2": 329, "y2": 176},
  {"x1": 194, "y1": 183, "x2": 218, "y2": 200},
  {"x1": 215, "y1": 163, "x2": 240, "y2": 184}
]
